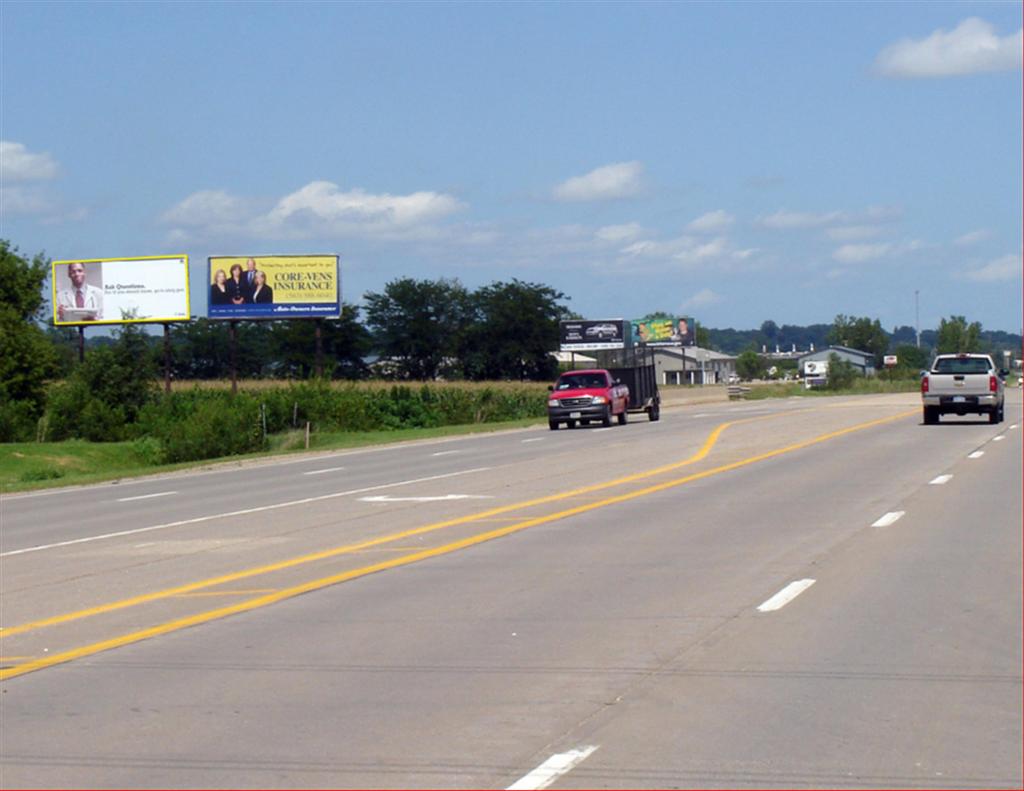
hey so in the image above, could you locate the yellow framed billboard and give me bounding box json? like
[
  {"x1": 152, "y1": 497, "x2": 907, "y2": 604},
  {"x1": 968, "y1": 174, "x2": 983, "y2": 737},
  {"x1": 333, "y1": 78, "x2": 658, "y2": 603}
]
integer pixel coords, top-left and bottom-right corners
[
  {"x1": 52, "y1": 255, "x2": 190, "y2": 326},
  {"x1": 207, "y1": 254, "x2": 340, "y2": 319}
]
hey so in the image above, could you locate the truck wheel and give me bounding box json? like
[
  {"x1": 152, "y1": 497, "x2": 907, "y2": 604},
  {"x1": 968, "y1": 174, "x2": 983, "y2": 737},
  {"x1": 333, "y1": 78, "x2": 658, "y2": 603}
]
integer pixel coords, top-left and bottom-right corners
[
  {"x1": 549, "y1": 420, "x2": 559, "y2": 431},
  {"x1": 923, "y1": 406, "x2": 938, "y2": 425},
  {"x1": 989, "y1": 408, "x2": 999, "y2": 424},
  {"x1": 601, "y1": 408, "x2": 612, "y2": 427},
  {"x1": 648, "y1": 404, "x2": 660, "y2": 422},
  {"x1": 617, "y1": 409, "x2": 627, "y2": 425}
]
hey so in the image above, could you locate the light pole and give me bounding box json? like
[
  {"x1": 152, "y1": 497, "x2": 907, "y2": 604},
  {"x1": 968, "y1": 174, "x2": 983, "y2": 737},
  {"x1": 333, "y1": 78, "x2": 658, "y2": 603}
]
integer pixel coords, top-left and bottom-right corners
[{"x1": 915, "y1": 290, "x2": 920, "y2": 349}]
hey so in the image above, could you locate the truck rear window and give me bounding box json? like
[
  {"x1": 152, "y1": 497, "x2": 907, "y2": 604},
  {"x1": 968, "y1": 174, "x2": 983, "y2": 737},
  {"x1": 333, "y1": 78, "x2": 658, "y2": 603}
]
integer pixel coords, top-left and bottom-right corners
[
  {"x1": 932, "y1": 358, "x2": 991, "y2": 374},
  {"x1": 556, "y1": 374, "x2": 607, "y2": 390}
]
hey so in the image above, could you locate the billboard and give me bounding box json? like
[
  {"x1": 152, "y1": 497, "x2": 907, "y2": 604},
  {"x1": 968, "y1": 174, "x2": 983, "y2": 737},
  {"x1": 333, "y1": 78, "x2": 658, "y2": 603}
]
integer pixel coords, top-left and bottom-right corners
[
  {"x1": 559, "y1": 319, "x2": 628, "y2": 351},
  {"x1": 207, "y1": 255, "x2": 340, "y2": 319},
  {"x1": 52, "y1": 255, "x2": 190, "y2": 326},
  {"x1": 630, "y1": 316, "x2": 695, "y2": 346}
]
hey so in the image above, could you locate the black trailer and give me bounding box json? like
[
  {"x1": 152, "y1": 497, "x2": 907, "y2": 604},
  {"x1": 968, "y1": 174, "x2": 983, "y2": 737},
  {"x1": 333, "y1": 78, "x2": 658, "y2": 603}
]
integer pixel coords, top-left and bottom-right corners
[{"x1": 595, "y1": 346, "x2": 661, "y2": 421}]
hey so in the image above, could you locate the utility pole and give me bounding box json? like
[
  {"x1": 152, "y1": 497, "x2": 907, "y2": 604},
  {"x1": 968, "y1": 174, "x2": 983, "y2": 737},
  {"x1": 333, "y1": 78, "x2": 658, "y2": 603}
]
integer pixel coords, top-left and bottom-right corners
[{"x1": 915, "y1": 290, "x2": 920, "y2": 349}]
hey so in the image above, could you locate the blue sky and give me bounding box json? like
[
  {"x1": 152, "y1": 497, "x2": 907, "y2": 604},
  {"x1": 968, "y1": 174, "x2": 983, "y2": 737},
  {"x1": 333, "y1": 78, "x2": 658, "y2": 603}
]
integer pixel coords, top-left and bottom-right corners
[{"x1": 2, "y1": 1, "x2": 1021, "y2": 333}]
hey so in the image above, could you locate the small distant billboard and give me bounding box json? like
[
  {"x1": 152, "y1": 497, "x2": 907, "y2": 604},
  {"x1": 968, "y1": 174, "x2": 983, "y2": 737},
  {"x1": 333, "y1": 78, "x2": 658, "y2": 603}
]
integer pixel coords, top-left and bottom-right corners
[
  {"x1": 207, "y1": 255, "x2": 340, "y2": 319},
  {"x1": 883, "y1": 355, "x2": 898, "y2": 367},
  {"x1": 631, "y1": 316, "x2": 695, "y2": 346},
  {"x1": 804, "y1": 360, "x2": 829, "y2": 376},
  {"x1": 559, "y1": 319, "x2": 628, "y2": 351},
  {"x1": 52, "y1": 255, "x2": 190, "y2": 326}
]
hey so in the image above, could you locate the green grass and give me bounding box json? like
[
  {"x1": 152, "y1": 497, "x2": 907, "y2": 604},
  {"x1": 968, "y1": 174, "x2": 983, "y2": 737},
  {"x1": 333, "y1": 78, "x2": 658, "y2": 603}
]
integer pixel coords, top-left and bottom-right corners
[
  {"x1": 0, "y1": 418, "x2": 545, "y2": 494},
  {"x1": 743, "y1": 378, "x2": 921, "y2": 399}
]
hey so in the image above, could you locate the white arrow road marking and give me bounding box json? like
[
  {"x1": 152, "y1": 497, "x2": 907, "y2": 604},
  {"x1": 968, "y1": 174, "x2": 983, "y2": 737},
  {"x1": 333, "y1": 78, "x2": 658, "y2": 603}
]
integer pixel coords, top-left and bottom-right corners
[
  {"x1": 114, "y1": 491, "x2": 177, "y2": 503},
  {"x1": 757, "y1": 579, "x2": 816, "y2": 612},
  {"x1": 303, "y1": 466, "x2": 346, "y2": 476},
  {"x1": 507, "y1": 745, "x2": 599, "y2": 790},
  {"x1": 2, "y1": 467, "x2": 492, "y2": 557},
  {"x1": 360, "y1": 494, "x2": 494, "y2": 503}
]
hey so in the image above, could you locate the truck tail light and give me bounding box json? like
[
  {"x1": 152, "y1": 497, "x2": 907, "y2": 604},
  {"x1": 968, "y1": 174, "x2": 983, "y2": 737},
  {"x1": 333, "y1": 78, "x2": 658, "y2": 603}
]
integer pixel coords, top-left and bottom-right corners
[
  {"x1": 989, "y1": 376, "x2": 997, "y2": 393},
  {"x1": 921, "y1": 376, "x2": 929, "y2": 394}
]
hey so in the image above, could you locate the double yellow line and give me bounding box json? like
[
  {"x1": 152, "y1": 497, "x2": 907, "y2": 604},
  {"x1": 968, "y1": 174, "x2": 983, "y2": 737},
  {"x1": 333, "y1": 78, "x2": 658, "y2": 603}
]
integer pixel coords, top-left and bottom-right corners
[{"x1": 0, "y1": 408, "x2": 915, "y2": 680}]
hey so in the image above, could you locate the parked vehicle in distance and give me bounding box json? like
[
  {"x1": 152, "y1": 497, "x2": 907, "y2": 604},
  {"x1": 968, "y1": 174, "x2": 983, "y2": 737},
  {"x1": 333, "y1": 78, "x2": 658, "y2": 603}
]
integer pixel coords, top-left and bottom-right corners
[
  {"x1": 921, "y1": 353, "x2": 1006, "y2": 424},
  {"x1": 547, "y1": 369, "x2": 630, "y2": 429}
]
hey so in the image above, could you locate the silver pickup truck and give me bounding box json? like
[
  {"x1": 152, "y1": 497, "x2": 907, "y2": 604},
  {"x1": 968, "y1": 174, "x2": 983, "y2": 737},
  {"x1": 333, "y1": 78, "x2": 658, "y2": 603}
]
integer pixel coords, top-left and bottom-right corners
[{"x1": 921, "y1": 353, "x2": 1006, "y2": 424}]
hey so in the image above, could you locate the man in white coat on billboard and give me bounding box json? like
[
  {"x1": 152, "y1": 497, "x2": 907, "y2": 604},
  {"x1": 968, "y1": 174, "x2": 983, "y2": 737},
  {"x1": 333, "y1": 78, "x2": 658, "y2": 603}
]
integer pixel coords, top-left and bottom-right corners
[{"x1": 57, "y1": 262, "x2": 103, "y2": 321}]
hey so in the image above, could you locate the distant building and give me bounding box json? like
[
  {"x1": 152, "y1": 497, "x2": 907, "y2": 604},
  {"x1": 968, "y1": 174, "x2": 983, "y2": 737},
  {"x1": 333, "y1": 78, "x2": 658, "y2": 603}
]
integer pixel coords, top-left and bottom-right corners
[
  {"x1": 797, "y1": 345, "x2": 876, "y2": 376},
  {"x1": 651, "y1": 346, "x2": 737, "y2": 385}
]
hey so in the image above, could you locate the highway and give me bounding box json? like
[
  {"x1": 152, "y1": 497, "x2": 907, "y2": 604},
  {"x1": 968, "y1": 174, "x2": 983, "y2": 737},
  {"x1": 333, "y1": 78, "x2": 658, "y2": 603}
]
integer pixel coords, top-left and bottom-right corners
[{"x1": 1, "y1": 391, "x2": 1021, "y2": 789}]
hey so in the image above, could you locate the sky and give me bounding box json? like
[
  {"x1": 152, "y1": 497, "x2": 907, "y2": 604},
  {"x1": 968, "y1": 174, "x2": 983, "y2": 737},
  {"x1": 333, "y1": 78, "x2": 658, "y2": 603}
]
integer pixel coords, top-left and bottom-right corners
[{"x1": 1, "y1": 1, "x2": 1021, "y2": 333}]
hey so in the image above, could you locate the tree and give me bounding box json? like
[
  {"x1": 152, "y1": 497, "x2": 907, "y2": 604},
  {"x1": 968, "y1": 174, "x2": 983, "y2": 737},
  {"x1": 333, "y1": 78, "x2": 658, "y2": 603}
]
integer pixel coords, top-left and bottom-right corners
[
  {"x1": 735, "y1": 349, "x2": 765, "y2": 380},
  {"x1": 935, "y1": 315, "x2": 982, "y2": 354},
  {"x1": 364, "y1": 278, "x2": 473, "y2": 380},
  {"x1": 760, "y1": 319, "x2": 779, "y2": 341},
  {"x1": 0, "y1": 241, "x2": 60, "y2": 439},
  {"x1": 826, "y1": 352, "x2": 857, "y2": 390},
  {"x1": 890, "y1": 344, "x2": 929, "y2": 377},
  {"x1": 270, "y1": 306, "x2": 371, "y2": 379},
  {"x1": 827, "y1": 314, "x2": 889, "y2": 365},
  {"x1": 461, "y1": 279, "x2": 568, "y2": 381},
  {"x1": 695, "y1": 323, "x2": 711, "y2": 349}
]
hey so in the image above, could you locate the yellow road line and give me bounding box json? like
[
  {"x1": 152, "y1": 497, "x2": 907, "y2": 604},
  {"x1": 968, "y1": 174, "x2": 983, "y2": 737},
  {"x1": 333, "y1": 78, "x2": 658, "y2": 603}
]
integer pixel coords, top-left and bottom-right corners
[
  {"x1": 0, "y1": 408, "x2": 915, "y2": 681},
  {"x1": 171, "y1": 589, "x2": 278, "y2": 598},
  {"x1": 0, "y1": 415, "x2": 757, "y2": 639}
]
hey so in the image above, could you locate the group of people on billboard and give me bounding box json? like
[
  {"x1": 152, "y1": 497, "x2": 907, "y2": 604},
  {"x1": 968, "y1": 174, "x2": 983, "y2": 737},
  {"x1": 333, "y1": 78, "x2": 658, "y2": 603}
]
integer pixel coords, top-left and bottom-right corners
[{"x1": 210, "y1": 258, "x2": 274, "y2": 307}]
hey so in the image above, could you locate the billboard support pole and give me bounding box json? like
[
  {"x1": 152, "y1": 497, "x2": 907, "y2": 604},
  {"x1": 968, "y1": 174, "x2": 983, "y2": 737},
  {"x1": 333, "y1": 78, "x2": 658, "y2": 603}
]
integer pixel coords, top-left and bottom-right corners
[
  {"x1": 229, "y1": 321, "x2": 238, "y2": 396},
  {"x1": 77, "y1": 326, "x2": 85, "y2": 364},
  {"x1": 315, "y1": 318, "x2": 324, "y2": 378},
  {"x1": 163, "y1": 324, "x2": 172, "y2": 394}
]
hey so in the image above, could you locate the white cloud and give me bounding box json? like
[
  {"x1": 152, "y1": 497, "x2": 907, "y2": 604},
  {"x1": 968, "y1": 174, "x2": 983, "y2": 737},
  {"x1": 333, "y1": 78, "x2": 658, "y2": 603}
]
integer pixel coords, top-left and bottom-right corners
[
  {"x1": 686, "y1": 209, "x2": 735, "y2": 233},
  {"x1": 826, "y1": 225, "x2": 885, "y2": 241},
  {"x1": 682, "y1": 288, "x2": 722, "y2": 309},
  {"x1": 962, "y1": 253, "x2": 1022, "y2": 282},
  {"x1": 161, "y1": 189, "x2": 251, "y2": 226},
  {"x1": 832, "y1": 243, "x2": 893, "y2": 263},
  {"x1": 759, "y1": 205, "x2": 901, "y2": 231},
  {"x1": 552, "y1": 161, "x2": 644, "y2": 202},
  {"x1": 874, "y1": 18, "x2": 1023, "y2": 78},
  {"x1": 953, "y1": 229, "x2": 990, "y2": 246},
  {"x1": 758, "y1": 209, "x2": 841, "y2": 229},
  {"x1": 0, "y1": 141, "x2": 59, "y2": 181},
  {"x1": 162, "y1": 180, "x2": 465, "y2": 241},
  {"x1": 595, "y1": 222, "x2": 644, "y2": 243}
]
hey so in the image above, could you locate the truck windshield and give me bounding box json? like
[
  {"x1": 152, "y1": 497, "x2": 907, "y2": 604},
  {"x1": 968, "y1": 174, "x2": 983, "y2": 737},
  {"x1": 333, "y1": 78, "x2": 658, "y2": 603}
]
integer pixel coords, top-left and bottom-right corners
[
  {"x1": 932, "y1": 358, "x2": 991, "y2": 374},
  {"x1": 557, "y1": 374, "x2": 606, "y2": 390}
]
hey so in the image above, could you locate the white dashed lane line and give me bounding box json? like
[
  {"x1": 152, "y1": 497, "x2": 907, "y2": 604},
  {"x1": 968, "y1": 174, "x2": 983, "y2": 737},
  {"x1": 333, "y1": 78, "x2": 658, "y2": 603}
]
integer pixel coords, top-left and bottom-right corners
[
  {"x1": 968, "y1": 451, "x2": 985, "y2": 459},
  {"x1": 993, "y1": 435, "x2": 1005, "y2": 442},
  {"x1": 929, "y1": 475, "x2": 953, "y2": 485},
  {"x1": 431, "y1": 450, "x2": 462, "y2": 457},
  {"x1": 872, "y1": 511, "x2": 905, "y2": 528},
  {"x1": 114, "y1": 491, "x2": 177, "y2": 503},
  {"x1": 303, "y1": 466, "x2": 346, "y2": 476},
  {"x1": 521, "y1": 438, "x2": 544, "y2": 443},
  {"x1": 756, "y1": 579, "x2": 816, "y2": 613},
  {"x1": 507, "y1": 745, "x2": 599, "y2": 790}
]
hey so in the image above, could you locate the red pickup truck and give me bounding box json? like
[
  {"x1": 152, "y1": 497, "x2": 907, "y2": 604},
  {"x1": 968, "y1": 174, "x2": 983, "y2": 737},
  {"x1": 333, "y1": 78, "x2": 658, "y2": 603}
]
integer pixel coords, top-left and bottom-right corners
[{"x1": 547, "y1": 369, "x2": 630, "y2": 429}]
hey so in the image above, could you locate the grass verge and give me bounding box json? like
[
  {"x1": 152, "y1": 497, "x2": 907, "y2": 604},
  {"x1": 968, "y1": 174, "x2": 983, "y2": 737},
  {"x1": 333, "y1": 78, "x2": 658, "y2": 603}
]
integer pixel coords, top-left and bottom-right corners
[
  {"x1": 744, "y1": 379, "x2": 921, "y2": 399},
  {"x1": 0, "y1": 418, "x2": 544, "y2": 494}
]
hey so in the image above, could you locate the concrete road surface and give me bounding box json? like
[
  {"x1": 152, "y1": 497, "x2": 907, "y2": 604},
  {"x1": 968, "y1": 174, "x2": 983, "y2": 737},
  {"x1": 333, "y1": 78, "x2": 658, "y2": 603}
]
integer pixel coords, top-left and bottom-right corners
[{"x1": 1, "y1": 391, "x2": 1020, "y2": 788}]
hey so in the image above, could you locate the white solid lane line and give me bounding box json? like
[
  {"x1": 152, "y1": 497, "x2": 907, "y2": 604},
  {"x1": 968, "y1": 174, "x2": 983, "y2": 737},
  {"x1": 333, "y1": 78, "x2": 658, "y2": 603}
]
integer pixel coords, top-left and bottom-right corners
[
  {"x1": 303, "y1": 466, "x2": 346, "y2": 476},
  {"x1": 114, "y1": 491, "x2": 177, "y2": 503},
  {"x1": 0, "y1": 467, "x2": 493, "y2": 558},
  {"x1": 968, "y1": 451, "x2": 985, "y2": 459},
  {"x1": 872, "y1": 511, "x2": 905, "y2": 527},
  {"x1": 507, "y1": 746, "x2": 599, "y2": 791},
  {"x1": 929, "y1": 475, "x2": 953, "y2": 485},
  {"x1": 756, "y1": 579, "x2": 816, "y2": 613}
]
